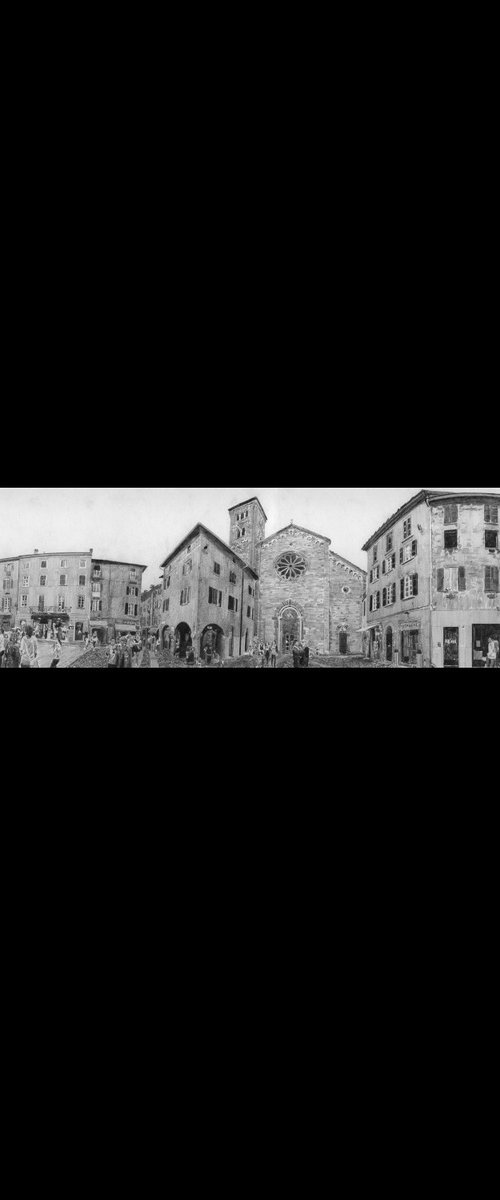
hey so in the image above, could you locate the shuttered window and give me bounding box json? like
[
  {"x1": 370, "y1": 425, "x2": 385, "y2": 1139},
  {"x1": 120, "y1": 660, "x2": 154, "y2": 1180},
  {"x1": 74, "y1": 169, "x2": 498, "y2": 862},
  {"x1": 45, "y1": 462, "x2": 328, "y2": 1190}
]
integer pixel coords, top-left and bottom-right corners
[
  {"x1": 485, "y1": 566, "x2": 499, "y2": 593},
  {"x1": 444, "y1": 529, "x2": 458, "y2": 550},
  {"x1": 437, "y1": 568, "x2": 444, "y2": 592},
  {"x1": 458, "y1": 567, "x2": 466, "y2": 591},
  {"x1": 444, "y1": 504, "x2": 458, "y2": 525},
  {"x1": 485, "y1": 504, "x2": 498, "y2": 524}
]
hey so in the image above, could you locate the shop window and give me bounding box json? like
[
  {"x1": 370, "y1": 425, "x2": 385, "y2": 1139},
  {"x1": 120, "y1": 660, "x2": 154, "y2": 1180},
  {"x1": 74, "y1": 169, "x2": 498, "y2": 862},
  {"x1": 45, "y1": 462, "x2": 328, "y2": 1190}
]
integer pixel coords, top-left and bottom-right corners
[
  {"x1": 444, "y1": 529, "x2": 458, "y2": 550},
  {"x1": 485, "y1": 530, "x2": 498, "y2": 550}
]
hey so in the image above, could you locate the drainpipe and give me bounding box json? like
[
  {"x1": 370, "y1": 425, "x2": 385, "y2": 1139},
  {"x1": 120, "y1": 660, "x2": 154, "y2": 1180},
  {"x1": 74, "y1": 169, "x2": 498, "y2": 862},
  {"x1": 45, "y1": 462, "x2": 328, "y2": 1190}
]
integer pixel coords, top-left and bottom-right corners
[
  {"x1": 425, "y1": 494, "x2": 434, "y2": 667},
  {"x1": 239, "y1": 567, "x2": 245, "y2": 656}
]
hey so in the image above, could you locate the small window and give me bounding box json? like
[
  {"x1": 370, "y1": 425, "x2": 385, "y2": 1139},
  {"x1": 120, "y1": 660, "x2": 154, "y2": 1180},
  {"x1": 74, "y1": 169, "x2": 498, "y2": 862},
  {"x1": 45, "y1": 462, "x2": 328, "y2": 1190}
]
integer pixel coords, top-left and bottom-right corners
[
  {"x1": 485, "y1": 530, "x2": 498, "y2": 550},
  {"x1": 80, "y1": 560, "x2": 87, "y2": 568},
  {"x1": 485, "y1": 504, "x2": 499, "y2": 525},
  {"x1": 40, "y1": 575, "x2": 47, "y2": 587},
  {"x1": 228, "y1": 596, "x2": 236, "y2": 611},
  {"x1": 22, "y1": 575, "x2": 29, "y2": 587},
  {"x1": 182, "y1": 560, "x2": 192, "y2": 576},
  {"x1": 247, "y1": 606, "x2": 251, "y2": 618},
  {"x1": 41, "y1": 561, "x2": 47, "y2": 569},
  {"x1": 60, "y1": 575, "x2": 67, "y2": 587},
  {"x1": 444, "y1": 504, "x2": 458, "y2": 526},
  {"x1": 57, "y1": 596, "x2": 66, "y2": 612},
  {"x1": 213, "y1": 562, "x2": 221, "y2": 576},
  {"x1": 373, "y1": 545, "x2": 378, "y2": 563},
  {"x1": 79, "y1": 575, "x2": 86, "y2": 586},
  {"x1": 444, "y1": 529, "x2": 458, "y2": 550},
  {"x1": 78, "y1": 595, "x2": 85, "y2": 609},
  {"x1": 230, "y1": 571, "x2": 237, "y2": 585},
  {"x1": 21, "y1": 594, "x2": 28, "y2": 608},
  {"x1": 386, "y1": 532, "x2": 393, "y2": 552},
  {"x1": 61, "y1": 560, "x2": 68, "y2": 569},
  {"x1": 403, "y1": 518, "x2": 412, "y2": 540}
]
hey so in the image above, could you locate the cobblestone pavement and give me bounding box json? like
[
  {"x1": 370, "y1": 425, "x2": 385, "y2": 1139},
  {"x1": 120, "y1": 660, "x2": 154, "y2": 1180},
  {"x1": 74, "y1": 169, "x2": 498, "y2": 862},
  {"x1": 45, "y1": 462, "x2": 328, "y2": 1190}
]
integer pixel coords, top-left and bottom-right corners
[
  {"x1": 156, "y1": 650, "x2": 396, "y2": 669},
  {"x1": 36, "y1": 640, "x2": 89, "y2": 669}
]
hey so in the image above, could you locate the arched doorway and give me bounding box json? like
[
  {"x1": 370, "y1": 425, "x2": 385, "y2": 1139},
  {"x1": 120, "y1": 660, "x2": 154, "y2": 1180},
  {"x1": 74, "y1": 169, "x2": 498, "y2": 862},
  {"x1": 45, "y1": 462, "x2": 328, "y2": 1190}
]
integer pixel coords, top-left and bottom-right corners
[
  {"x1": 339, "y1": 630, "x2": 348, "y2": 655},
  {"x1": 201, "y1": 624, "x2": 224, "y2": 662},
  {"x1": 386, "y1": 627, "x2": 393, "y2": 662},
  {"x1": 175, "y1": 622, "x2": 192, "y2": 659},
  {"x1": 279, "y1": 606, "x2": 303, "y2": 653}
]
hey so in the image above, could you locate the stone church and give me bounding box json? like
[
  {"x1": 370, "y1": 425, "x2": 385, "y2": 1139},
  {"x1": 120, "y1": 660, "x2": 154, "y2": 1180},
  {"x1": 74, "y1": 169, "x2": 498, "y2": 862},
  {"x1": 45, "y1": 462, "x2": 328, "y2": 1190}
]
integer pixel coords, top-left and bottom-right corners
[{"x1": 229, "y1": 496, "x2": 366, "y2": 655}]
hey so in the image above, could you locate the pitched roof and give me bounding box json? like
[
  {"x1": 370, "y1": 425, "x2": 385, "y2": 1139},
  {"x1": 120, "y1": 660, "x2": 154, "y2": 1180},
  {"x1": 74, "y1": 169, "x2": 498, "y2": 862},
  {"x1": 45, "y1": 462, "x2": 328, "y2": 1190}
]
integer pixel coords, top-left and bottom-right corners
[
  {"x1": 361, "y1": 489, "x2": 500, "y2": 552},
  {"x1": 262, "y1": 523, "x2": 331, "y2": 545},
  {"x1": 228, "y1": 497, "x2": 268, "y2": 521},
  {"x1": 160, "y1": 523, "x2": 259, "y2": 578}
]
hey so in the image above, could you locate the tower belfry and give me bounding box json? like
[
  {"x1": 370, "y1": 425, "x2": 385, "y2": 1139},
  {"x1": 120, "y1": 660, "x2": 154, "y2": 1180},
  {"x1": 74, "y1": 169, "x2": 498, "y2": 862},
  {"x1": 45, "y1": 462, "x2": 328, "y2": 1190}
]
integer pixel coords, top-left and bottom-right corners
[{"x1": 228, "y1": 496, "x2": 267, "y2": 573}]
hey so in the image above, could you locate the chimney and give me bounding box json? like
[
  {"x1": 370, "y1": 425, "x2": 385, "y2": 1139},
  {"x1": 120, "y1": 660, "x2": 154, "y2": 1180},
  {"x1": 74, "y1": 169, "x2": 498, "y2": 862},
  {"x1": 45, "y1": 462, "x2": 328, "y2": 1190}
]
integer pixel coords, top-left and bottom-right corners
[
  {"x1": 34, "y1": 549, "x2": 39, "y2": 554},
  {"x1": 90, "y1": 549, "x2": 94, "y2": 556}
]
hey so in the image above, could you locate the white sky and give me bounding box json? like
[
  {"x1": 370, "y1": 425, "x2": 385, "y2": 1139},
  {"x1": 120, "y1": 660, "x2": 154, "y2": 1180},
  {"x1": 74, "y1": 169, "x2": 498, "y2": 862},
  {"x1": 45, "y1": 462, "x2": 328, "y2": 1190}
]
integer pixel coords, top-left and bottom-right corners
[{"x1": 1, "y1": 487, "x2": 498, "y2": 589}]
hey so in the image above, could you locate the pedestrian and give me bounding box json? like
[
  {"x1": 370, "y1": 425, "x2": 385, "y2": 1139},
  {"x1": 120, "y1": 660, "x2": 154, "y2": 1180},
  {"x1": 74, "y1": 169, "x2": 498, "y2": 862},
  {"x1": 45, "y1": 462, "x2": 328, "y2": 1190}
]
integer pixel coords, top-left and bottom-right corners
[
  {"x1": 493, "y1": 635, "x2": 500, "y2": 668},
  {"x1": 303, "y1": 642, "x2": 310, "y2": 668},
  {"x1": 44, "y1": 625, "x2": 48, "y2": 640},
  {"x1": 271, "y1": 641, "x2": 278, "y2": 668},
  {"x1": 50, "y1": 640, "x2": 61, "y2": 668},
  {"x1": 292, "y1": 642, "x2": 301, "y2": 670},
  {"x1": 107, "y1": 642, "x2": 118, "y2": 669},
  {"x1": 265, "y1": 644, "x2": 271, "y2": 668},
  {"x1": 92, "y1": 631, "x2": 98, "y2": 651},
  {"x1": 487, "y1": 637, "x2": 497, "y2": 669},
  {"x1": 5, "y1": 633, "x2": 20, "y2": 669},
  {"x1": 0, "y1": 629, "x2": 5, "y2": 670},
  {"x1": 20, "y1": 625, "x2": 38, "y2": 669}
]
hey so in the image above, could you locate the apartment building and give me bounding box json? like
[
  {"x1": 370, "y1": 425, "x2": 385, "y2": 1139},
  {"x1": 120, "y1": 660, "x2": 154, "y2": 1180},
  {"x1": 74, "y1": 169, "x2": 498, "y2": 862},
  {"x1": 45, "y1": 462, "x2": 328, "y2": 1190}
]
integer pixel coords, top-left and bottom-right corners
[{"x1": 362, "y1": 490, "x2": 500, "y2": 667}]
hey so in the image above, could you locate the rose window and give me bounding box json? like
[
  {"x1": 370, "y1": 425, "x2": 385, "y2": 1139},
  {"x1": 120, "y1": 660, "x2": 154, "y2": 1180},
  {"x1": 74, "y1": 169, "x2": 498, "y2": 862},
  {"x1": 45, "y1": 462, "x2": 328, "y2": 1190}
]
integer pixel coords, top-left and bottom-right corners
[{"x1": 275, "y1": 552, "x2": 307, "y2": 581}]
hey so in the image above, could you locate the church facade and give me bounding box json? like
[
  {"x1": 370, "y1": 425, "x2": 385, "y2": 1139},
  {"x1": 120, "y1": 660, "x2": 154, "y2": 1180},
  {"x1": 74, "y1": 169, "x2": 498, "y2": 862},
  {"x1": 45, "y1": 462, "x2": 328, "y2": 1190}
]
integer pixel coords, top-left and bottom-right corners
[{"x1": 229, "y1": 497, "x2": 366, "y2": 655}]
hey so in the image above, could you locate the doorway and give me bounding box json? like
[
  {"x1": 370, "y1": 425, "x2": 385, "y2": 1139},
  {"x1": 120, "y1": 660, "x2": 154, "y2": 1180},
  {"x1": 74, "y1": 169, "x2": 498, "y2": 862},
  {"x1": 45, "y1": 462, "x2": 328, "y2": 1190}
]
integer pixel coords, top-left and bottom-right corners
[
  {"x1": 201, "y1": 625, "x2": 224, "y2": 662},
  {"x1": 472, "y1": 624, "x2": 500, "y2": 668},
  {"x1": 175, "y1": 623, "x2": 192, "y2": 659},
  {"x1": 401, "y1": 629, "x2": 420, "y2": 665},
  {"x1": 339, "y1": 631, "x2": 348, "y2": 655},
  {"x1": 386, "y1": 627, "x2": 393, "y2": 662},
  {"x1": 75, "y1": 623, "x2": 84, "y2": 642},
  {"x1": 280, "y1": 607, "x2": 302, "y2": 653},
  {"x1": 443, "y1": 627, "x2": 459, "y2": 668}
]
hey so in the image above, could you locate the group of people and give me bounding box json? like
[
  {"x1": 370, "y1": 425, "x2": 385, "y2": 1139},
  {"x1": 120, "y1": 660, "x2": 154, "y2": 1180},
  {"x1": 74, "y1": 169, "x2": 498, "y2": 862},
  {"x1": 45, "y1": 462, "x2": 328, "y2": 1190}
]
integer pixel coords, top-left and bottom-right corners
[
  {"x1": 255, "y1": 642, "x2": 279, "y2": 668},
  {"x1": 0, "y1": 624, "x2": 63, "y2": 668},
  {"x1": 105, "y1": 634, "x2": 144, "y2": 668}
]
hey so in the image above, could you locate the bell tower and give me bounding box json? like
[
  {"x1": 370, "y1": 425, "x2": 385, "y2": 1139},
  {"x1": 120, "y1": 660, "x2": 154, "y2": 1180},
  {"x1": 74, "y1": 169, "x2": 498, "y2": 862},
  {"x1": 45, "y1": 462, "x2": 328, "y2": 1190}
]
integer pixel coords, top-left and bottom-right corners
[{"x1": 228, "y1": 496, "x2": 267, "y2": 574}]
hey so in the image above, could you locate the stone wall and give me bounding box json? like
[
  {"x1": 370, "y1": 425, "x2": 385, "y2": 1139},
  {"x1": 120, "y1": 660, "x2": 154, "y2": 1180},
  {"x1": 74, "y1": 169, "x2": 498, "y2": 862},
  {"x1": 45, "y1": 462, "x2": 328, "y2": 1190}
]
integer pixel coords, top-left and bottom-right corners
[
  {"x1": 258, "y1": 526, "x2": 331, "y2": 652},
  {"x1": 329, "y1": 556, "x2": 365, "y2": 654}
]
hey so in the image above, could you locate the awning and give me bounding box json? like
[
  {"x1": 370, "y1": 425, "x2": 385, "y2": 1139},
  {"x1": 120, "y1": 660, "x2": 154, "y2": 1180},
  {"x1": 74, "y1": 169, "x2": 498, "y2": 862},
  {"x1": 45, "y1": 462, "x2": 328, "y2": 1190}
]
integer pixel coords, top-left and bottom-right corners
[{"x1": 115, "y1": 624, "x2": 138, "y2": 633}]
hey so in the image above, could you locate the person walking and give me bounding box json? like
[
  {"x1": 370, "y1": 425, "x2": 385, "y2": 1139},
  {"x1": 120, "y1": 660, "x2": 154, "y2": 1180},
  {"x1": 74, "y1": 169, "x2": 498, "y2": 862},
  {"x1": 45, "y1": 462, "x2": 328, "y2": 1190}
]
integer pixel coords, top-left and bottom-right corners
[
  {"x1": 92, "y1": 631, "x2": 98, "y2": 651},
  {"x1": 107, "y1": 641, "x2": 118, "y2": 669},
  {"x1": 51, "y1": 640, "x2": 62, "y2": 668},
  {"x1": 5, "y1": 633, "x2": 20, "y2": 669},
  {"x1": 487, "y1": 637, "x2": 497, "y2": 669},
  {"x1": 493, "y1": 634, "x2": 500, "y2": 668},
  {"x1": 20, "y1": 626, "x2": 38, "y2": 669},
  {"x1": 292, "y1": 642, "x2": 301, "y2": 670},
  {"x1": 303, "y1": 642, "x2": 310, "y2": 668},
  {"x1": 270, "y1": 641, "x2": 278, "y2": 668},
  {"x1": 265, "y1": 644, "x2": 271, "y2": 668}
]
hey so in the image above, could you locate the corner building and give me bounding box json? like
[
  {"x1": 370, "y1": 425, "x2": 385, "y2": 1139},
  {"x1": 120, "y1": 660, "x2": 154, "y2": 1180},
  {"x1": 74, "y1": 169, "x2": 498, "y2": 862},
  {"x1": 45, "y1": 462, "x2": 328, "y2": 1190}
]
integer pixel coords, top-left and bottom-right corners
[{"x1": 362, "y1": 490, "x2": 500, "y2": 668}]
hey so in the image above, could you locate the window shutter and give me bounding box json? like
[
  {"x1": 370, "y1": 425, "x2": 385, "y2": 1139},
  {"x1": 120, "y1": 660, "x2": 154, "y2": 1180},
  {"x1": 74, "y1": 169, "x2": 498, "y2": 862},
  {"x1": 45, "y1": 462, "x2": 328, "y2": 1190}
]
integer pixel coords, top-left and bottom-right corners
[
  {"x1": 382, "y1": 560, "x2": 386, "y2": 575},
  {"x1": 369, "y1": 596, "x2": 373, "y2": 612},
  {"x1": 437, "y1": 568, "x2": 444, "y2": 592},
  {"x1": 485, "y1": 566, "x2": 491, "y2": 592},
  {"x1": 458, "y1": 566, "x2": 466, "y2": 591},
  {"x1": 413, "y1": 574, "x2": 418, "y2": 596},
  {"x1": 493, "y1": 567, "x2": 499, "y2": 593},
  {"x1": 369, "y1": 570, "x2": 373, "y2": 583},
  {"x1": 401, "y1": 578, "x2": 405, "y2": 600},
  {"x1": 412, "y1": 540, "x2": 417, "y2": 558},
  {"x1": 400, "y1": 548, "x2": 404, "y2": 565},
  {"x1": 492, "y1": 506, "x2": 499, "y2": 524}
]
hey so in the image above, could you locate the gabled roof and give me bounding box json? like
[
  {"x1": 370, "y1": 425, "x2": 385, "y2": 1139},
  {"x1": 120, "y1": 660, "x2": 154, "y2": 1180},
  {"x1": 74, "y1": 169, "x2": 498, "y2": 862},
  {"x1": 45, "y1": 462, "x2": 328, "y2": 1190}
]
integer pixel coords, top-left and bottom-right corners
[
  {"x1": 262, "y1": 523, "x2": 331, "y2": 545},
  {"x1": 362, "y1": 489, "x2": 500, "y2": 552},
  {"x1": 161, "y1": 523, "x2": 259, "y2": 578}
]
